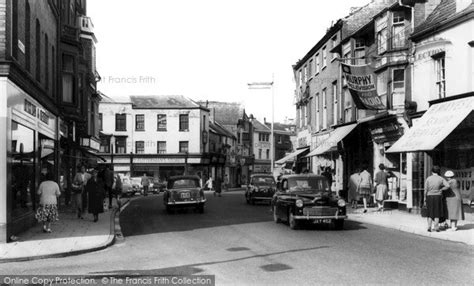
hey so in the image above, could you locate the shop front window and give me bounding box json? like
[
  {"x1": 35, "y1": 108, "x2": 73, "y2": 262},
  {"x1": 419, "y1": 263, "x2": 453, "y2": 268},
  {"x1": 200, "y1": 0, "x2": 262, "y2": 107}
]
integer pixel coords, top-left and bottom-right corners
[{"x1": 10, "y1": 121, "x2": 36, "y2": 216}]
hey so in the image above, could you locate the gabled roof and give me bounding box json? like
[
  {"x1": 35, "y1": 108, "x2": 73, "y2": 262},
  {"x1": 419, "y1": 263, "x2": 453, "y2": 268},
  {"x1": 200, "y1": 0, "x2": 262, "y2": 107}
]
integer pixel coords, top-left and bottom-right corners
[
  {"x1": 130, "y1": 95, "x2": 204, "y2": 109},
  {"x1": 412, "y1": 0, "x2": 474, "y2": 40},
  {"x1": 198, "y1": 101, "x2": 246, "y2": 126},
  {"x1": 252, "y1": 119, "x2": 271, "y2": 133}
]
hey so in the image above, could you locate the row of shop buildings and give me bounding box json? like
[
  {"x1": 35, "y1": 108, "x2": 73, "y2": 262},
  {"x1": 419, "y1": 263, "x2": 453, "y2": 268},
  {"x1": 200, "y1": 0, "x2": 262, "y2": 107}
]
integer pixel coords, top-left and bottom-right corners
[
  {"x1": 1, "y1": 0, "x2": 102, "y2": 242},
  {"x1": 289, "y1": 0, "x2": 473, "y2": 211},
  {"x1": 97, "y1": 96, "x2": 296, "y2": 190}
]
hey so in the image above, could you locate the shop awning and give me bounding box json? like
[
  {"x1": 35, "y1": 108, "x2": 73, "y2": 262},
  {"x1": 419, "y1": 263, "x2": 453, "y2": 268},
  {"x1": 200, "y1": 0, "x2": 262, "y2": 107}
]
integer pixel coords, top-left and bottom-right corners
[
  {"x1": 387, "y1": 96, "x2": 474, "y2": 153},
  {"x1": 275, "y1": 147, "x2": 309, "y2": 165},
  {"x1": 306, "y1": 123, "x2": 358, "y2": 157}
]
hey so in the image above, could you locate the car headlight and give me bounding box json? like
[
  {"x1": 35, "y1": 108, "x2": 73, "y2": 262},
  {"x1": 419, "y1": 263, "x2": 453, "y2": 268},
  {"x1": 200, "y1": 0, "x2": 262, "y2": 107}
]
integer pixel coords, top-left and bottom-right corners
[
  {"x1": 338, "y1": 199, "x2": 346, "y2": 207},
  {"x1": 295, "y1": 199, "x2": 304, "y2": 208}
]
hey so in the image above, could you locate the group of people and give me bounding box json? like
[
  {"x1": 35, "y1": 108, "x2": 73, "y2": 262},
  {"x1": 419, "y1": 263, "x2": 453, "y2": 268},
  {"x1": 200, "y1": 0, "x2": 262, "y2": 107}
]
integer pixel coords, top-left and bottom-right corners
[
  {"x1": 347, "y1": 162, "x2": 384, "y2": 213},
  {"x1": 424, "y1": 166, "x2": 464, "y2": 232},
  {"x1": 35, "y1": 164, "x2": 120, "y2": 233},
  {"x1": 346, "y1": 163, "x2": 465, "y2": 232},
  {"x1": 202, "y1": 174, "x2": 229, "y2": 197}
]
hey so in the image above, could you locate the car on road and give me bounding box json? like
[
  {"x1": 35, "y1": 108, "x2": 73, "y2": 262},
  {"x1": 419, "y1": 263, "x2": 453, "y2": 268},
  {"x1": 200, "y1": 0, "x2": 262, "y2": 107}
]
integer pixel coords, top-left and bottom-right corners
[
  {"x1": 245, "y1": 173, "x2": 276, "y2": 205},
  {"x1": 151, "y1": 178, "x2": 166, "y2": 194},
  {"x1": 163, "y1": 175, "x2": 206, "y2": 213},
  {"x1": 130, "y1": 177, "x2": 143, "y2": 195},
  {"x1": 120, "y1": 177, "x2": 135, "y2": 197},
  {"x1": 272, "y1": 174, "x2": 346, "y2": 230}
]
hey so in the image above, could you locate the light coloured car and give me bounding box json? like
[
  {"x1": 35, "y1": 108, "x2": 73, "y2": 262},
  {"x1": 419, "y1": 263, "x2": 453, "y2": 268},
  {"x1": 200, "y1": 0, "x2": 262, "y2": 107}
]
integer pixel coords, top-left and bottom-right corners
[
  {"x1": 130, "y1": 177, "x2": 143, "y2": 195},
  {"x1": 120, "y1": 177, "x2": 135, "y2": 197}
]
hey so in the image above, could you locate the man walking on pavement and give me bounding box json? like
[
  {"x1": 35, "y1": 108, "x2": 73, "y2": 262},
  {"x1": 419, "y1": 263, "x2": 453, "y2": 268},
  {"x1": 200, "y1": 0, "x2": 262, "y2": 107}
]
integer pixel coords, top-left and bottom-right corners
[
  {"x1": 141, "y1": 173, "x2": 150, "y2": 196},
  {"x1": 104, "y1": 165, "x2": 114, "y2": 209}
]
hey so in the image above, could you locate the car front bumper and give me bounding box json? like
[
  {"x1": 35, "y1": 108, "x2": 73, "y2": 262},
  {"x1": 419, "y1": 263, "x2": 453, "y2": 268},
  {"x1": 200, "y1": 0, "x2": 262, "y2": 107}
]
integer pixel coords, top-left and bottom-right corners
[{"x1": 293, "y1": 215, "x2": 347, "y2": 220}]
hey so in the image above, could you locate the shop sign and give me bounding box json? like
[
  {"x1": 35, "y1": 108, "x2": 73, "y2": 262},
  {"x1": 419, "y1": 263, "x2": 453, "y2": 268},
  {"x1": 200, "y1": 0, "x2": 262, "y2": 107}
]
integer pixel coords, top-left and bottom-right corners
[
  {"x1": 24, "y1": 99, "x2": 37, "y2": 117},
  {"x1": 134, "y1": 157, "x2": 185, "y2": 164},
  {"x1": 369, "y1": 120, "x2": 404, "y2": 144},
  {"x1": 40, "y1": 110, "x2": 49, "y2": 125},
  {"x1": 342, "y1": 63, "x2": 386, "y2": 110}
]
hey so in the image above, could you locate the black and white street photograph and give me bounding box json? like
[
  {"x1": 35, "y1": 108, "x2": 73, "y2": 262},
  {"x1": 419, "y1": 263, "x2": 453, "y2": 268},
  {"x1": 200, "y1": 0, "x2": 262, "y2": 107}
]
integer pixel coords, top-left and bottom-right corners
[{"x1": 0, "y1": 0, "x2": 473, "y2": 285}]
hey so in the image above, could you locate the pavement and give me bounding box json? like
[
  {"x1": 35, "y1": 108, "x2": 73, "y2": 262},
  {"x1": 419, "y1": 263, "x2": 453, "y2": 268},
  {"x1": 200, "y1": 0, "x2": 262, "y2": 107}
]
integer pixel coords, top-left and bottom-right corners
[
  {"x1": 1, "y1": 190, "x2": 473, "y2": 263},
  {"x1": 0, "y1": 197, "x2": 130, "y2": 263}
]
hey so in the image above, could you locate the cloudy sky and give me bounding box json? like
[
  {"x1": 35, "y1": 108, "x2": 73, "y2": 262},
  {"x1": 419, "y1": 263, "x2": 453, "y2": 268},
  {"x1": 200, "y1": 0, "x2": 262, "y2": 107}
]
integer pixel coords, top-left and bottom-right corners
[{"x1": 88, "y1": 0, "x2": 370, "y2": 123}]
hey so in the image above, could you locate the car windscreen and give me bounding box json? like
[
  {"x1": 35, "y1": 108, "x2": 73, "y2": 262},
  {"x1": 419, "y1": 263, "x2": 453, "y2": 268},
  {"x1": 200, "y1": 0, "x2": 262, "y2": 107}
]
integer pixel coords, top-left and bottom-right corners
[
  {"x1": 170, "y1": 179, "x2": 199, "y2": 189},
  {"x1": 253, "y1": 177, "x2": 275, "y2": 185},
  {"x1": 287, "y1": 177, "x2": 330, "y2": 193}
]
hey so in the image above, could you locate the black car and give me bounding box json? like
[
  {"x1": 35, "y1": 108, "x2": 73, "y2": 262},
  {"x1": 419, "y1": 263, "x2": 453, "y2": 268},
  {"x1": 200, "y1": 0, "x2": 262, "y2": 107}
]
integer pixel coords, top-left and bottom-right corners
[
  {"x1": 272, "y1": 174, "x2": 347, "y2": 230},
  {"x1": 163, "y1": 175, "x2": 206, "y2": 213},
  {"x1": 245, "y1": 174, "x2": 276, "y2": 205}
]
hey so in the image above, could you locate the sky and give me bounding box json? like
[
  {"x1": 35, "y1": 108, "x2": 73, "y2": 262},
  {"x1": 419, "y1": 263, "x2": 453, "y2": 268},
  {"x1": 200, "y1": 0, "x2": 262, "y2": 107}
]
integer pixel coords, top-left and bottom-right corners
[{"x1": 88, "y1": 0, "x2": 370, "y2": 123}]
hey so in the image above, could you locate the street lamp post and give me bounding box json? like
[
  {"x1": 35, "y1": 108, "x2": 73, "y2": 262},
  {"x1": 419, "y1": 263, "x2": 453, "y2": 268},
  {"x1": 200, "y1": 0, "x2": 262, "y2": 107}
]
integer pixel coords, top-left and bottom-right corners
[{"x1": 248, "y1": 75, "x2": 274, "y2": 174}]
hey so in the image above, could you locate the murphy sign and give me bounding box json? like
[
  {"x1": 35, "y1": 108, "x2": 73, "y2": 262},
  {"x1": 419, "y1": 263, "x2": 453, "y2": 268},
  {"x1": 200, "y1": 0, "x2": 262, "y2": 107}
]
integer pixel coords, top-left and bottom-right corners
[{"x1": 342, "y1": 63, "x2": 385, "y2": 110}]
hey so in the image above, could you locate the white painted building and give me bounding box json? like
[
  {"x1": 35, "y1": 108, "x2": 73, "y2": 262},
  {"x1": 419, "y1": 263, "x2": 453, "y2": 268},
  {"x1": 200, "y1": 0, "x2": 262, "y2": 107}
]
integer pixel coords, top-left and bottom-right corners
[{"x1": 98, "y1": 95, "x2": 210, "y2": 180}]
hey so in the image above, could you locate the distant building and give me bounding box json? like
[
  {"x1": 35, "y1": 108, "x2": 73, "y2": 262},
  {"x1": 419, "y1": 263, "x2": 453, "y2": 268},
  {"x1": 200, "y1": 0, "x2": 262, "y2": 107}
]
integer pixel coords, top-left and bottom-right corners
[
  {"x1": 200, "y1": 101, "x2": 254, "y2": 186},
  {"x1": 208, "y1": 120, "x2": 237, "y2": 187},
  {"x1": 98, "y1": 95, "x2": 210, "y2": 180}
]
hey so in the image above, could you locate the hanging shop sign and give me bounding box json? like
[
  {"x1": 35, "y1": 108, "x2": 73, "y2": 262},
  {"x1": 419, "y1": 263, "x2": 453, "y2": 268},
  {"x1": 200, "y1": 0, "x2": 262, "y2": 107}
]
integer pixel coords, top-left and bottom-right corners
[
  {"x1": 369, "y1": 118, "x2": 404, "y2": 145},
  {"x1": 342, "y1": 63, "x2": 386, "y2": 110}
]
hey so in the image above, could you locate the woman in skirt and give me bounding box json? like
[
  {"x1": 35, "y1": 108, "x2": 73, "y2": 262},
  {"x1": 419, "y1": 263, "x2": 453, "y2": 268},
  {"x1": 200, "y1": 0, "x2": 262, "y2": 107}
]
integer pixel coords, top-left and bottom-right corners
[
  {"x1": 444, "y1": 171, "x2": 465, "y2": 231},
  {"x1": 424, "y1": 166, "x2": 449, "y2": 232},
  {"x1": 35, "y1": 173, "x2": 61, "y2": 233},
  {"x1": 358, "y1": 162, "x2": 373, "y2": 213}
]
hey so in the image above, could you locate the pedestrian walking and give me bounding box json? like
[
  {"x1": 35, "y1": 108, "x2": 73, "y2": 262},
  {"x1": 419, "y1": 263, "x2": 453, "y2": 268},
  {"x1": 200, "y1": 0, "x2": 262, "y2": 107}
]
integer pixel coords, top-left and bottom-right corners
[
  {"x1": 444, "y1": 170, "x2": 465, "y2": 231},
  {"x1": 85, "y1": 169, "x2": 105, "y2": 222},
  {"x1": 114, "y1": 173, "x2": 123, "y2": 208},
  {"x1": 103, "y1": 165, "x2": 114, "y2": 209},
  {"x1": 224, "y1": 174, "x2": 229, "y2": 191},
  {"x1": 215, "y1": 176, "x2": 222, "y2": 197},
  {"x1": 374, "y1": 164, "x2": 390, "y2": 211},
  {"x1": 321, "y1": 167, "x2": 333, "y2": 187},
  {"x1": 348, "y1": 168, "x2": 361, "y2": 209},
  {"x1": 206, "y1": 176, "x2": 213, "y2": 192},
  {"x1": 72, "y1": 165, "x2": 91, "y2": 219},
  {"x1": 141, "y1": 173, "x2": 150, "y2": 196},
  {"x1": 35, "y1": 173, "x2": 61, "y2": 233},
  {"x1": 358, "y1": 162, "x2": 373, "y2": 213},
  {"x1": 424, "y1": 166, "x2": 449, "y2": 232}
]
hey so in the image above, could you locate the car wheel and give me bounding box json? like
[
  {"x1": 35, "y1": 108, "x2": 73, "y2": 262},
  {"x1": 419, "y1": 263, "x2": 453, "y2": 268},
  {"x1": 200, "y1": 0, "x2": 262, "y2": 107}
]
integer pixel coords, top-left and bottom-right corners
[
  {"x1": 273, "y1": 206, "x2": 281, "y2": 223},
  {"x1": 166, "y1": 206, "x2": 174, "y2": 214},
  {"x1": 250, "y1": 194, "x2": 255, "y2": 205},
  {"x1": 245, "y1": 193, "x2": 250, "y2": 204},
  {"x1": 288, "y1": 212, "x2": 298, "y2": 230},
  {"x1": 334, "y1": 219, "x2": 344, "y2": 230}
]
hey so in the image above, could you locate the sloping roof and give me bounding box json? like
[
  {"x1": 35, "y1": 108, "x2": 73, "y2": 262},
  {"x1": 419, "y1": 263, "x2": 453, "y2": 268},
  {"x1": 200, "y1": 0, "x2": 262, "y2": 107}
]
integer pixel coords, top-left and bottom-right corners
[
  {"x1": 340, "y1": 0, "x2": 398, "y2": 41},
  {"x1": 252, "y1": 119, "x2": 271, "y2": 132},
  {"x1": 265, "y1": 122, "x2": 296, "y2": 134},
  {"x1": 209, "y1": 121, "x2": 236, "y2": 138},
  {"x1": 130, "y1": 95, "x2": 203, "y2": 109},
  {"x1": 412, "y1": 0, "x2": 474, "y2": 39},
  {"x1": 99, "y1": 94, "x2": 132, "y2": 103},
  {"x1": 198, "y1": 101, "x2": 246, "y2": 126}
]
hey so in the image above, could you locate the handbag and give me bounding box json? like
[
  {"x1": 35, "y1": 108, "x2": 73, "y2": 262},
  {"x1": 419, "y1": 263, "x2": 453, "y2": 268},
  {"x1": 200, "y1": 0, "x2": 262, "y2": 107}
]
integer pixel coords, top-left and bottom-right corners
[
  {"x1": 71, "y1": 184, "x2": 82, "y2": 194},
  {"x1": 420, "y1": 205, "x2": 428, "y2": 218}
]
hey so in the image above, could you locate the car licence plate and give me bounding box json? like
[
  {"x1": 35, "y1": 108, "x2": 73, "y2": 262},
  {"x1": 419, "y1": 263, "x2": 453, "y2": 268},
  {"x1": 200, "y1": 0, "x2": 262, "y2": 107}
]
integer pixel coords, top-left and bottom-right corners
[
  {"x1": 181, "y1": 192, "x2": 190, "y2": 199},
  {"x1": 314, "y1": 219, "x2": 332, "y2": 224}
]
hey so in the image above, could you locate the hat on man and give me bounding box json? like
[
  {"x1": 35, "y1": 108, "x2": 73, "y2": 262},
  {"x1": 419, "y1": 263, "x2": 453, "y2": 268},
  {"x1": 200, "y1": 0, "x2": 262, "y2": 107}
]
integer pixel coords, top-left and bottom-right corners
[{"x1": 444, "y1": 170, "x2": 454, "y2": 178}]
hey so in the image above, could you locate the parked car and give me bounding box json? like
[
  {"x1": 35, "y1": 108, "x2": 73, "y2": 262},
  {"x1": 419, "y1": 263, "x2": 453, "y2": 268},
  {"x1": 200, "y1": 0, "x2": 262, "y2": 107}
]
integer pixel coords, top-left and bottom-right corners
[
  {"x1": 130, "y1": 177, "x2": 143, "y2": 195},
  {"x1": 245, "y1": 174, "x2": 276, "y2": 205},
  {"x1": 120, "y1": 177, "x2": 135, "y2": 197},
  {"x1": 163, "y1": 175, "x2": 206, "y2": 213},
  {"x1": 272, "y1": 174, "x2": 347, "y2": 230},
  {"x1": 151, "y1": 178, "x2": 166, "y2": 194}
]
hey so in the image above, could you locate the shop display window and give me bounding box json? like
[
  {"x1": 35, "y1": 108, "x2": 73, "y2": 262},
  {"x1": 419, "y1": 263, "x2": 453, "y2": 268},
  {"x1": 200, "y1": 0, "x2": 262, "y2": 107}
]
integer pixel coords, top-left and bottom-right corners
[{"x1": 10, "y1": 121, "x2": 36, "y2": 217}]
